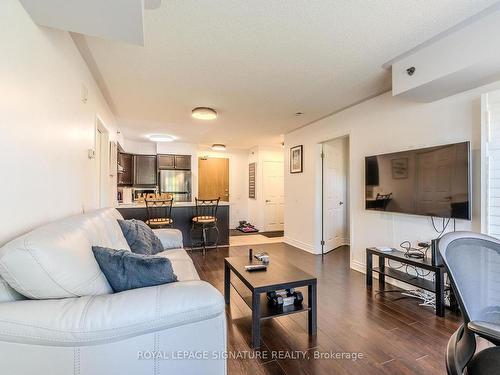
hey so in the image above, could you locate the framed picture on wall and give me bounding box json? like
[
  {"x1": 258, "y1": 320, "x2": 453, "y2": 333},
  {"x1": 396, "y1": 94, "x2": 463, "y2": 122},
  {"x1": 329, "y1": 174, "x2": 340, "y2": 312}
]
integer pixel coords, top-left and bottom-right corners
[{"x1": 290, "y1": 145, "x2": 303, "y2": 174}]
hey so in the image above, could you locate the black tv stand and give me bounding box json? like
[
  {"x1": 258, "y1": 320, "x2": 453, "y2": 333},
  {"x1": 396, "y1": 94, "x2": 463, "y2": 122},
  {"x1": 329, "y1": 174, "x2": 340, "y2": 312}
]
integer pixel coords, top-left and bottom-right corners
[{"x1": 366, "y1": 247, "x2": 457, "y2": 317}]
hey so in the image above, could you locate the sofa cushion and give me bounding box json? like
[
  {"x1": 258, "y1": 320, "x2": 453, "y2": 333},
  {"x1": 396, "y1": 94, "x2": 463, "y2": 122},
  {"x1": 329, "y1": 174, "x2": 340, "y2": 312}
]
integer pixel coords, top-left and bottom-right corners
[
  {"x1": 92, "y1": 246, "x2": 177, "y2": 292},
  {"x1": 156, "y1": 249, "x2": 200, "y2": 281},
  {"x1": 0, "y1": 209, "x2": 130, "y2": 299},
  {"x1": 153, "y1": 228, "x2": 184, "y2": 250},
  {"x1": 83, "y1": 209, "x2": 131, "y2": 251},
  {"x1": 118, "y1": 219, "x2": 164, "y2": 255}
]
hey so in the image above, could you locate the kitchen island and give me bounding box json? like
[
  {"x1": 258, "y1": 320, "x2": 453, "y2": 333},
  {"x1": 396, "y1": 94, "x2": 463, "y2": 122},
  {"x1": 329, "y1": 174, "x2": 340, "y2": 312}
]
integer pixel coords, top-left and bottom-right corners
[{"x1": 116, "y1": 202, "x2": 230, "y2": 248}]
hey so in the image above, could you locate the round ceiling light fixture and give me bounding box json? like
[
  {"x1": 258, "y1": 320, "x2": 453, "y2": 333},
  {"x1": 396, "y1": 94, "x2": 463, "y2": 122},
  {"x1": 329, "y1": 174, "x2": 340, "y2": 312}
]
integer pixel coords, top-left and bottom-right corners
[
  {"x1": 192, "y1": 107, "x2": 218, "y2": 120},
  {"x1": 148, "y1": 134, "x2": 174, "y2": 142},
  {"x1": 211, "y1": 144, "x2": 226, "y2": 151}
]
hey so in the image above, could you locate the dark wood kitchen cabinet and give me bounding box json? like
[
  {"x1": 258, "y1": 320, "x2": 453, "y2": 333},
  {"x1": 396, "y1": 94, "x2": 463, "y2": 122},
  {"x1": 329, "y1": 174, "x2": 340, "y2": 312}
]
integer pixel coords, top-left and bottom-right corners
[
  {"x1": 158, "y1": 154, "x2": 175, "y2": 169},
  {"x1": 174, "y1": 155, "x2": 191, "y2": 170},
  {"x1": 134, "y1": 155, "x2": 157, "y2": 186},
  {"x1": 117, "y1": 153, "x2": 134, "y2": 186},
  {"x1": 158, "y1": 154, "x2": 191, "y2": 170}
]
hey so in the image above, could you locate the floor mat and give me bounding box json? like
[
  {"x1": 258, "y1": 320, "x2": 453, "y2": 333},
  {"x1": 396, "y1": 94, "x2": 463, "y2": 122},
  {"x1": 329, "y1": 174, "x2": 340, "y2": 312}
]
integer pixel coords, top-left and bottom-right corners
[
  {"x1": 230, "y1": 229, "x2": 284, "y2": 238},
  {"x1": 261, "y1": 231, "x2": 284, "y2": 238},
  {"x1": 230, "y1": 229, "x2": 259, "y2": 237}
]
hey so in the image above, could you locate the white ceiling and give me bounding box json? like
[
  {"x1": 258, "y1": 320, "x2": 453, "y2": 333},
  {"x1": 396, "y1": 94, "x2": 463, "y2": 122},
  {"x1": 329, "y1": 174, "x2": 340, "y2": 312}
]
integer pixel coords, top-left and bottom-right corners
[{"x1": 75, "y1": 0, "x2": 498, "y2": 148}]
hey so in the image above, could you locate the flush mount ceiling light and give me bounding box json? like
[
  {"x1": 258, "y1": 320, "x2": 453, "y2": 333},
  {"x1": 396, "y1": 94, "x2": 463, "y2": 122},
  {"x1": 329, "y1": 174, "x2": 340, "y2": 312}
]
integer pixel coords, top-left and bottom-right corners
[
  {"x1": 211, "y1": 144, "x2": 226, "y2": 151},
  {"x1": 192, "y1": 107, "x2": 217, "y2": 120},
  {"x1": 148, "y1": 134, "x2": 174, "y2": 142}
]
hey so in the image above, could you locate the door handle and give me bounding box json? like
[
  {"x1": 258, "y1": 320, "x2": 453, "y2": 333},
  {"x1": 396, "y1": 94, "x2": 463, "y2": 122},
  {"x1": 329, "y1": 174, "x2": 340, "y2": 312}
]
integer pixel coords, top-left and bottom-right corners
[
  {"x1": 339, "y1": 201, "x2": 344, "y2": 205},
  {"x1": 266, "y1": 200, "x2": 271, "y2": 203}
]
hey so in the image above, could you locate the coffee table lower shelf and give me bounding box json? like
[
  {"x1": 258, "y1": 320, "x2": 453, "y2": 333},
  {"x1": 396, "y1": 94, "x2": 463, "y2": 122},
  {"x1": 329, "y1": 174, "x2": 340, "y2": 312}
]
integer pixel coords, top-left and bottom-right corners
[
  {"x1": 240, "y1": 293, "x2": 310, "y2": 320},
  {"x1": 224, "y1": 257, "x2": 317, "y2": 349}
]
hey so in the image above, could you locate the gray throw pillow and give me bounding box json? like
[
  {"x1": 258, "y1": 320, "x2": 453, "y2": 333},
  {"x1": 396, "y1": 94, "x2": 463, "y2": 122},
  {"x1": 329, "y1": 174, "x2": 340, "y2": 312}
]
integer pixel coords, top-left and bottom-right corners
[
  {"x1": 92, "y1": 246, "x2": 177, "y2": 293},
  {"x1": 117, "y1": 219, "x2": 164, "y2": 255}
]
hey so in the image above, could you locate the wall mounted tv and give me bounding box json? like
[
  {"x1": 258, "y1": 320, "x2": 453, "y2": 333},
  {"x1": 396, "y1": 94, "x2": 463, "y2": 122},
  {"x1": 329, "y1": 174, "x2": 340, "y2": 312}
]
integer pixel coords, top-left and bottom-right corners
[{"x1": 365, "y1": 141, "x2": 471, "y2": 220}]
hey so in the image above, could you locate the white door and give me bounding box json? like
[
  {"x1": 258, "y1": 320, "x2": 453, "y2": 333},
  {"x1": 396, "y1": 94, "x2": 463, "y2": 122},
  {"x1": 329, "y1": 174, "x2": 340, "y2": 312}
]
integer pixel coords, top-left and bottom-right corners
[
  {"x1": 263, "y1": 161, "x2": 284, "y2": 231},
  {"x1": 323, "y1": 137, "x2": 348, "y2": 251}
]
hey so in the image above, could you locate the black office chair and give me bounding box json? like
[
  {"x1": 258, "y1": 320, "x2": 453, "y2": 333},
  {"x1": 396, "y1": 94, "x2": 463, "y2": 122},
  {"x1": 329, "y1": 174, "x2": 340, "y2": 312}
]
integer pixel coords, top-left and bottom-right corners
[
  {"x1": 438, "y1": 232, "x2": 500, "y2": 375},
  {"x1": 191, "y1": 197, "x2": 220, "y2": 255}
]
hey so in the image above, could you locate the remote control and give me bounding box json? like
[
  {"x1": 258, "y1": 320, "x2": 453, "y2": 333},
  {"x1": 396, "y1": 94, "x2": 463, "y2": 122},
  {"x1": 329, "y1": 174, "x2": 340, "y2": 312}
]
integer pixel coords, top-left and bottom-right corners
[{"x1": 245, "y1": 264, "x2": 267, "y2": 272}]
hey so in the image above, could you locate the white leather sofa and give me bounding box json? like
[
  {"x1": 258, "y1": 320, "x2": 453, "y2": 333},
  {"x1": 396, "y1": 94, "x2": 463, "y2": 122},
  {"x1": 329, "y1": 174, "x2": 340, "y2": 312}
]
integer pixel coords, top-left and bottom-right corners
[{"x1": 0, "y1": 208, "x2": 227, "y2": 375}]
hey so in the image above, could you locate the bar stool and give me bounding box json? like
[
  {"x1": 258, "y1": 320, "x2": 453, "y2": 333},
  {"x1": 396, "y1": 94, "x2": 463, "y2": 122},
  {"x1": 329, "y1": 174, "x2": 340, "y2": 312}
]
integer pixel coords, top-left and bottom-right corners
[
  {"x1": 145, "y1": 197, "x2": 174, "y2": 229},
  {"x1": 191, "y1": 197, "x2": 220, "y2": 255}
]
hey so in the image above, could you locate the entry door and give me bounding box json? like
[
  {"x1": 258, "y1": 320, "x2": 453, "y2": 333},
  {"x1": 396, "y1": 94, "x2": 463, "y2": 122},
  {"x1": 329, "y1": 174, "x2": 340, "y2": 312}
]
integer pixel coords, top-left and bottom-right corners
[
  {"x1": 323, "y1": 137, "x2": 348, "y2": 250},
  {"x1": 198, "y1": 158, "x2": 229, "y2": 201},
  {"x1": 415, "y1": 145, "x2": 456, "y2": 217},
  {"x1": 263, "y1": 161, "x2": 284, "y2": 231}
]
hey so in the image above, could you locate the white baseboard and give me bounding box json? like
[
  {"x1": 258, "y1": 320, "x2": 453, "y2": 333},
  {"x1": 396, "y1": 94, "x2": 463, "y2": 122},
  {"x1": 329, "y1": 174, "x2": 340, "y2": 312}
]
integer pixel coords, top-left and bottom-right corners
[
  {"x1": 340, "y1": 237, "x2": 351, "y2": 246},
  {"x1": 350, "y1": 259, "x2": 366, "y2": 274},
  {"x1": 283, "y1": 236, "x2": 317, "y2": 254}
]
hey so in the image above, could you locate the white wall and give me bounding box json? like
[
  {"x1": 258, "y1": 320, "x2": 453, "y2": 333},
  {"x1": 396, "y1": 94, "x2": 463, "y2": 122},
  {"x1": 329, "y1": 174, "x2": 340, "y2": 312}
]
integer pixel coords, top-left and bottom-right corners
[
  {"x1": 284, "y1": 81, "x2": 500, "y2": 271},
  {"x1": 122, "y1": 139, "x2": 156, "y2": 154},
  {"x1": 391, "y1": 4, "x2": 500, "y2": 101},
  {"x1": 247, "y1": 146, "x2": 284, "y2": 230},
  {"x1": 0, "y1": 0, "x2": 120, "y2": 246}
]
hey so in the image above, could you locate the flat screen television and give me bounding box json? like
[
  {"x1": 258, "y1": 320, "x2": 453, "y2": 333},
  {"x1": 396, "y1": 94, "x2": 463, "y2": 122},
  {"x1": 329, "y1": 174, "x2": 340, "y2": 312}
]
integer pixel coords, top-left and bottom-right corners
[{"x1": 365, "y1": 141, "x2": 471, "y2": 220}]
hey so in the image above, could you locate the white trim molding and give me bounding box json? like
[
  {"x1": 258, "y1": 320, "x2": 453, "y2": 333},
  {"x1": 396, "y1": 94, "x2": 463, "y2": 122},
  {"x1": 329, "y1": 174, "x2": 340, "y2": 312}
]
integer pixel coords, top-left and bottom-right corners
[{"x1": 284, "y1": 236, "x2": 316, "y2": 254}]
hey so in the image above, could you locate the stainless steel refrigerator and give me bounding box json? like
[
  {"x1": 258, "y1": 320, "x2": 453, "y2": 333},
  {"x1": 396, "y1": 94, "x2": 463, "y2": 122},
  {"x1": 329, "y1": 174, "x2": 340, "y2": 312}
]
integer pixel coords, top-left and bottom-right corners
[{"x1": 159, "y1": 170, "x2": 192, "y2": 202}]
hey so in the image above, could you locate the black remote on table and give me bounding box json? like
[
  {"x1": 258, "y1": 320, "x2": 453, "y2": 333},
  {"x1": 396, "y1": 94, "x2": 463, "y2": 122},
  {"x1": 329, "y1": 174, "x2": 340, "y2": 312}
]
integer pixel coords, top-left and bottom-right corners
[{"x1": 245, "y1": 264, "x2": 267, "y2": 272}]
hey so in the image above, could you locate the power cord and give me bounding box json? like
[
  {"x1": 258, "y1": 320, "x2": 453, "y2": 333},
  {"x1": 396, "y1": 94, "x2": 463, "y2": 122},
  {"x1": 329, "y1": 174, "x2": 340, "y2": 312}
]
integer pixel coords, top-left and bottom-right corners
[
  {"x1": 431, "y1": 216, "x2": 453, "y2": 238},
  {"x1": 400, "y1": 240, "x2": 430, "y2": 260},
  {"x1": 377, "y1": 217, "x2": 457, "y2": 309}
]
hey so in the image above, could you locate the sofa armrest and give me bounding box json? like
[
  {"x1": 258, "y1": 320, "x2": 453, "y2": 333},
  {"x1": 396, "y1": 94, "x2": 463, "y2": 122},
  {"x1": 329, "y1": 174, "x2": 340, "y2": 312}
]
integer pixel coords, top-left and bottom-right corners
[
  {"x1": 153, "y1": 228, "x2": 184, "y2": 249},
  {"x1": 0, "y1": 280, "x2": 224, "y2": 347}
]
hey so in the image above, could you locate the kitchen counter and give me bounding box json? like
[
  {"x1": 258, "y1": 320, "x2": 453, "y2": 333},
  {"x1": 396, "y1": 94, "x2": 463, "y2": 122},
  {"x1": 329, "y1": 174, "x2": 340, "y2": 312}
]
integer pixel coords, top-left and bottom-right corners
[
  {"x1": 117, "y1": 201, "x2": 230, "y2": 209},
  {"x1": 116, "y1": 203, "x2": 230, "y2": 248}
]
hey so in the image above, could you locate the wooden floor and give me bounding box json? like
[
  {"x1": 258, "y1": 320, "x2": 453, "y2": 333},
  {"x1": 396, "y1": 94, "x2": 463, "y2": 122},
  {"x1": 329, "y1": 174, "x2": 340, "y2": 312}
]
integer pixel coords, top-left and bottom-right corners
[{"x1": 189, "y1": 243, "x2": 462, "y2": 375}]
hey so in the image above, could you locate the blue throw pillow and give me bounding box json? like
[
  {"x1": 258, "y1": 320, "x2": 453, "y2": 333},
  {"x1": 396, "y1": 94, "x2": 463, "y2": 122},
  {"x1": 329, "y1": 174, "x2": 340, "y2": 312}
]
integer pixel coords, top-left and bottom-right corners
[
  {"x1": 118, "y1": 219, "x2": 164, "y2": 255},
  {"x1": 92, "y1": 246, "x2": 177, "y2": 293}
]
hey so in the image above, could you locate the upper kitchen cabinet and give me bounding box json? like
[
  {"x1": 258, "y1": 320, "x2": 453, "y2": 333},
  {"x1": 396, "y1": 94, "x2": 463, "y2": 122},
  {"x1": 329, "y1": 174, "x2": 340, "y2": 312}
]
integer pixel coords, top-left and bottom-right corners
[
  {"x1": 134, "y1": 155, "x2": 157, "y2": 186},
  {"x1": 158, "y1": 154, "x2": 175, "y2": 169},
  {"x1": 117, "y1": 153, "x2": 134, "y2": 186},
  {"x1": 158, "y1": 154, "x2": 191, "y2": 170},
  {"x1": 174, "y1": 155, "x2": 191, "y2": 170}
]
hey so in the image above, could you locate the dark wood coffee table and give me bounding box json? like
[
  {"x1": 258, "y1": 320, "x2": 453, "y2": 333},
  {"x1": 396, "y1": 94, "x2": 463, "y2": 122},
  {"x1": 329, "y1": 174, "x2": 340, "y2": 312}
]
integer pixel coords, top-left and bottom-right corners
[{"x1": 224, "y1": 256, "x2": 317, "y2": 349}]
